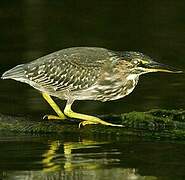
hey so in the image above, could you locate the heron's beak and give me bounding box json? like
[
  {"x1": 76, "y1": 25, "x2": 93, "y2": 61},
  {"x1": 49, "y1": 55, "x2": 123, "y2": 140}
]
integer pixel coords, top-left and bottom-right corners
[{"x1": 144, "y1": 61, "x2": 183, "y2": 73}]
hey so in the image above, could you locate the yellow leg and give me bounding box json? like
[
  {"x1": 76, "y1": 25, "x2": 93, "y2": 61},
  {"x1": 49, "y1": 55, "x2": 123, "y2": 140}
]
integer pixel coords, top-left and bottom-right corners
[
  {"x1": 42, "y1": 92, "x2": 66, "y2": 120},
  {"x1": 64, "y1": 100, "x2": 123, "y2": 127}
]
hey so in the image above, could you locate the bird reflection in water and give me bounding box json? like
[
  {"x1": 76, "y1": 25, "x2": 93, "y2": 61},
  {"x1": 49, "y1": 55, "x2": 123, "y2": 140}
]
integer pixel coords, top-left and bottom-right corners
[
  {"x1": 42, "y1": 139, "x2": 106, "y2": 172},
  {"x1": 1, "y1": 139, "x2": 157, "y2": 180}
]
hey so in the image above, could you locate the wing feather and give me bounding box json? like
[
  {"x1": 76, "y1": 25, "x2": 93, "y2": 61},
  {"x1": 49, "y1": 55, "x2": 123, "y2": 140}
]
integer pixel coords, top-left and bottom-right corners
[{"x1": 24, "y1": 48, "x2": 106, "y2": 92}]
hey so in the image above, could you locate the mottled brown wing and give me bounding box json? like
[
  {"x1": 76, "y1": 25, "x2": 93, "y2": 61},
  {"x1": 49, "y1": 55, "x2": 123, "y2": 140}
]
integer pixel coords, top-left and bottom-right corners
[{"x1": 24, "y1": 48, "x2": 107, "y2": 92}]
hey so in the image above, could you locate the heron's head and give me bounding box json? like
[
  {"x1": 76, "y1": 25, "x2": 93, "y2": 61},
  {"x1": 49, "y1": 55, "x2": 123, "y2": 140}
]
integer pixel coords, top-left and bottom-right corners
[{"x1": 117, "y1": 51, "x2": 182, "y2": 75}]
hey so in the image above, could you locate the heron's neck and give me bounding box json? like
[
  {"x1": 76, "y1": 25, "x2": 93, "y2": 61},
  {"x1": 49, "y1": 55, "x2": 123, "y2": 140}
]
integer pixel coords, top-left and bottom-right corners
[{"x1": 126, "y1": 74, "x2": 139, "y2": 81}]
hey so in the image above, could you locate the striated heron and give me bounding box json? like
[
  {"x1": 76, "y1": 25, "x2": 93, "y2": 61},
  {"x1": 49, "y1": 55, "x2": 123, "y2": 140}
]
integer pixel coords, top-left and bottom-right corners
[{"x1": 1, "y1": 47, "x2": 182, "y2": 127}]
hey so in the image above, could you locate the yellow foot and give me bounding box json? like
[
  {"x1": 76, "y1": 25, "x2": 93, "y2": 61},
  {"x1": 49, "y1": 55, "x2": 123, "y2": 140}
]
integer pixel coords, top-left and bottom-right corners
[
  {"x1": 64, "y1": 101, "x2": 123, "y2": 128},
  {"x1": 79, "y1": 121, "x2": 98, "y2": 128},
  {"x1": 78, "y1": 120, "x2": 123, "y2": 128},
  {"x1": 43, "y1": 115, "x2": 66, "y2": 120}
]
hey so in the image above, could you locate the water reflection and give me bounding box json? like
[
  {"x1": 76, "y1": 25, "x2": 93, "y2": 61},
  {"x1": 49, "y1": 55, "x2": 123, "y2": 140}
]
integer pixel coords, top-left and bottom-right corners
[
  {"x1": 42, "y1": 139, "x2": 108, "y2": 172},
  {"x1": 0, "y1": 137, "x2": 157, "y2": 180},
  {"x1": 0, "y1": 135, "x2": 185, "y2": 179},
  {"x1": 42, "y1": 140, "x2": 61, "y2": 172},
  {"x1": 1, "y1": 168, "x2": 157, "y2": 180}
]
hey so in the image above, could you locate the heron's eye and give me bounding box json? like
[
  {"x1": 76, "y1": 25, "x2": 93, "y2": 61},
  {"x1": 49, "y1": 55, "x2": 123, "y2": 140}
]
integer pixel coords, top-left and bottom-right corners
[{"x1": 132, "y1": 59, "x2": 141, "y2": 65}]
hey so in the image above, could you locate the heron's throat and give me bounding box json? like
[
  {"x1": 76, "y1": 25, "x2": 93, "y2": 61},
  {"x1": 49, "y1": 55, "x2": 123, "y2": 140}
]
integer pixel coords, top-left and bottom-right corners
[{"x1": 126, "y1": 74, "x2": 139, "y2": 81}]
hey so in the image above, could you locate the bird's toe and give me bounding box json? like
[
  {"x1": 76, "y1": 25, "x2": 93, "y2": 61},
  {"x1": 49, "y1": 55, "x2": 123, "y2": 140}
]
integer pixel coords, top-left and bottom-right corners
[{"x1": 43, "y1": 115, "x2": 65, "y2": 120}]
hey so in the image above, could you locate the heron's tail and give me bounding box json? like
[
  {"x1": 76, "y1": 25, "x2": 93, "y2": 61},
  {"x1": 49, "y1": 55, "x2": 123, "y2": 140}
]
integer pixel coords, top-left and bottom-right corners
[{"x1": 1, "y1": 64, "x2": 25, "y2": 80}]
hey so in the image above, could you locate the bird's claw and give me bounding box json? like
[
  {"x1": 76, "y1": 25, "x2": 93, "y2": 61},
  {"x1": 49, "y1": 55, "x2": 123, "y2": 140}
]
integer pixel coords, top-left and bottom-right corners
[
  {"x1": 78, "y1": 121, "x2": 98, "y2": 128},
  {"x1": 43, "y1": 115, "x2": 65, "y2": 120},
  {"x1": 78, "y1": 120, "x2": 124, "y2": 128},
  {"x1": 43, "y1": 115, "x2": 49, "y2": 120}
]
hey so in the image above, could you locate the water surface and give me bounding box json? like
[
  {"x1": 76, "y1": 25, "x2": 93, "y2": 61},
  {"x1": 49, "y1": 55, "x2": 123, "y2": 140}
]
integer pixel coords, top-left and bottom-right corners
[{"x1": 1, "y1": 134, "x2": 185, "y2": 180}]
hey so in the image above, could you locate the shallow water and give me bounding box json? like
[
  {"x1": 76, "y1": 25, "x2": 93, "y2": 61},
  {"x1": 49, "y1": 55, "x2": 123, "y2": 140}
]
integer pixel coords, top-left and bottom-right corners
[
  {"x1": 0, "y1": 0, "x2": 185, "y2": 179},
  {"x1": 1, "y1": 134, "x2": 185, "y2": 180}
]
